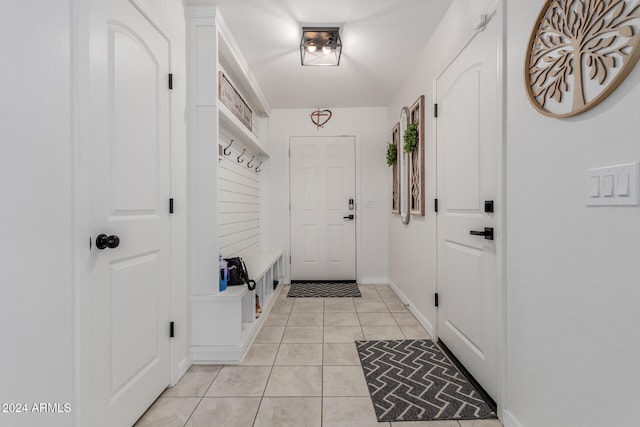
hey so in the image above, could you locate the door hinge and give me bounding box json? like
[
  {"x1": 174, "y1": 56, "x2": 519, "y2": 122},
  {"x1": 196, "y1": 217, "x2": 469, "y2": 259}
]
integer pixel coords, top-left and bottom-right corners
[
  {"x1": 168, "y1": 73, "x2": 173, "y2": 90},
  {"x1": 169, "y1": 198, "x2": 174, "y2": 214},
  {"x1": 434, "y1": 198, "x2": 438, "y2": 213},
  {"x1": 169, "y1": 321, "x2": 175, "y2": 338},
  {"x1": 434, "y1": 103, "x2": 438, "y2": 118},
  {"x1": 289, "y1": 255, "x2": 292, "y2": 264},
  {"x1": 434, "y1": 293, "x2": 439, "y2": 307}
]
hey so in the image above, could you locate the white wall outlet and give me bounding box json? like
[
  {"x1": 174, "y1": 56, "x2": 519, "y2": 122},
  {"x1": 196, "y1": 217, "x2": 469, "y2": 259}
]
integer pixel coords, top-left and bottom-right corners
[{"x1": 585, "y1": 162, "x2": 640, "y2": 206}]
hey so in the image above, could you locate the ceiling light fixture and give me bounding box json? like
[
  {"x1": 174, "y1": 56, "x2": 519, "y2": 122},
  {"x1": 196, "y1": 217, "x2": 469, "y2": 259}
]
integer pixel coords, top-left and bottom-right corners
[{"x1": 300, "y1": 27, "x2": 342, "y2": 66}]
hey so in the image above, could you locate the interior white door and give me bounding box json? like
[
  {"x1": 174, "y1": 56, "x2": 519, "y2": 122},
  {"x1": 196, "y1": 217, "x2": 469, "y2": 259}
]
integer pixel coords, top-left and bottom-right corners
[
  {"x1": 436, "y1": 14, "x2": 500, "y2": 400},
  {"x1": 290, "y1": 136, "x2": 356, "y2": 280},
  {"x1": 88, "y1": 0, "x2": 171, "y2": 425}
]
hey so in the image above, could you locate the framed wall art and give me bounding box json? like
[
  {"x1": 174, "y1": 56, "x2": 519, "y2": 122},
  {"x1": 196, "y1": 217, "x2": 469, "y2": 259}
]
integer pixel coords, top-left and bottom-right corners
[
  {"x1": 399, "y1": 107, "x2": 411, "y2": 225},
  {"x1": 219, "y1": 71, "x2": 253, "y2": 130},
  {"x1": 409, "y1": 95, "x2": 425, "y2": 216},
  {"x1": 391, "y1": 122, "x2": 400, "y2": 214}
]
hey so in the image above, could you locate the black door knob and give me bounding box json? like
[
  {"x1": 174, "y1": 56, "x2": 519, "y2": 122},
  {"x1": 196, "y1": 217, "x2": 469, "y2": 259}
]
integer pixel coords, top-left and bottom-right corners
[
  {"x1": 343, "y1": 214, "x2": 355, "y2": 220},
  {"x1": 469, "y1": 227, "x2": 494, "y2": 240},
  {"x1": 96, "y1": 234, "x2": 120, "y2": 250}
]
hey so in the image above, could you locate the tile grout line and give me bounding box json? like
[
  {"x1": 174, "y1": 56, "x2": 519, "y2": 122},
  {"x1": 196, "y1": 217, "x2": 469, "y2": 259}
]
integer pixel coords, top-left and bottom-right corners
[
  {"x1": 139, "y1": 284, "x2": 437, "y2": 427},
  {"x1": 188, "y1": 364, "x2": 224, "y2": 426},
  {"x1": 180, "y1": 396, "x2": 202, "y2": 427},
  {"x1": 252, "y1": 290, "x2": 291, "y2": 426}
]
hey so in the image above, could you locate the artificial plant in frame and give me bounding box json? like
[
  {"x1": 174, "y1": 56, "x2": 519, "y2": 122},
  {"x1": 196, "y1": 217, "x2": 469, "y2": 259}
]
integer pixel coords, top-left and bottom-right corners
[
  {"x1": 391, "y1": 123, "x2": 400, "y2": 214},
  {"x1": 525, "y1": 0, "x2": 640, "y2": 118},
  {"x1": 409, "y1": 95, "x2": 425, "y2": 216}
]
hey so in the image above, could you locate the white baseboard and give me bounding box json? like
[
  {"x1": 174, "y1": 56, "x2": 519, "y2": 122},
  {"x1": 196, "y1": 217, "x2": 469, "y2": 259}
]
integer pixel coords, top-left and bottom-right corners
[
  {"x1": 173, "y1": 355, "x2": 192, "y2": 386},
  {"x1": 387, "y1": 279, "x2": 435, "y2": 339},
  {"x1": 502, "y1": 410, "x2": 524, "y2": 427},
  {"x1": 358, "y1": 277, "x2": 389, "y2": 285}
]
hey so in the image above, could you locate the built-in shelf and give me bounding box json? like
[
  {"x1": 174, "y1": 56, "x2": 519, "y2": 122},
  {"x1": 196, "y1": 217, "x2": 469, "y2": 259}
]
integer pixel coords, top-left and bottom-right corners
[
  {"x1": 218, "y1": 101, "x2": 267, "y2": 156},
  {"x1": 216, "y1": 13, "x2": 270, "y2": 117},
  {"x1": 190, "y1": 285, "x2": 248, "y2": 302},
  {"x1": 191, "y1": 251, "x2": 284, "y2": 363},
  {"x1": 245, "y1": 249, "x2": 283, "y2": 279},
  {"x1": 187, "y1": 6, "x2": 278, "y2": 364}
]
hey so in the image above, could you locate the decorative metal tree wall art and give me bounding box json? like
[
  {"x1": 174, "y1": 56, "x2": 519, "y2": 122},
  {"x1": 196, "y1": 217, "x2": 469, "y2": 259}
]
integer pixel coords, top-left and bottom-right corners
[
  {"x1": 525, "y1": 0, "x2": 640, "y2": 118},
  {"x1": 409, "y1": 95, "x2": 425, "y2": 216},
  {"x1": 391, "y1": 123, "x2": 400, "y2": 214}
]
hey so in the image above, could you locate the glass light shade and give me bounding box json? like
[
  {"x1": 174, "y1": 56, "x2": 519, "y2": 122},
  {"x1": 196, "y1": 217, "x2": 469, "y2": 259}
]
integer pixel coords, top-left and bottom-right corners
[{"x1": 300, "y1": 27, "x2": 342, "y2": 66}]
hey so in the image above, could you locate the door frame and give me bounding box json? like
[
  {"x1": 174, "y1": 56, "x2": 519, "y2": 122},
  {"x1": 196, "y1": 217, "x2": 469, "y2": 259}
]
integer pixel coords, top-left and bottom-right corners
[
  {"x1": 432, "y1": 0, "x2": 506, "y2": 416},
  {"x1": 71, "y1": 1, "x2": 186, "y2": 425},
  {"x1": 285, "y1": 134, "x2": 360, "y2": 284}
]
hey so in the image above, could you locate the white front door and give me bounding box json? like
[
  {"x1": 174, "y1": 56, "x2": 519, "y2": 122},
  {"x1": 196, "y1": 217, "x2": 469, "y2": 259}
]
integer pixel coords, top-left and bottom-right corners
[
  {"x1": 88, "y1": 0, "x2": 171, "y2": 425},
  {"x1": 436, "y1": 13, "x2": 500, "y2": 400},
  {"x1": 290, "y1": 136, "x2": 356, "y2": 281}
]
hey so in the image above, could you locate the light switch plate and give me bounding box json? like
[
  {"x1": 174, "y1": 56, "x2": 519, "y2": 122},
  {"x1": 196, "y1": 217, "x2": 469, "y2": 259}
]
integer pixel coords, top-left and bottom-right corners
[
  {"x1": 585, "y1": 162, "x2": 639, "y2": 206},
  {"x1": 588, "y1": 176, "x2": 600, "y2": 197}
]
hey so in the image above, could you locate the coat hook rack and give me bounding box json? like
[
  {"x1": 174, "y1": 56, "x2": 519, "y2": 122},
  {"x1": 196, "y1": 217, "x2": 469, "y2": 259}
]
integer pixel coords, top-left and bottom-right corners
[
  {"x1": 255, "y1": 161, "x2": 263, "y2": 173},
  {"x1": 223, "y1": 139, "x2": 233, "y2": 156},
  {"x1": 247, "y1": 155, "x2": 255, "y2": 168},
  {"x1": 237, "y1": 148, "x2": 245, "y2": 163}
]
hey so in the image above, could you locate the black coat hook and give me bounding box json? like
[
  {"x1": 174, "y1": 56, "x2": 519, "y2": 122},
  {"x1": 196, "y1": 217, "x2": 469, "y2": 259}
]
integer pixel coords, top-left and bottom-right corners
[
  {"x1": 237, "y1": 148, "x2": 245, "y2": 163},
  {"x1": 247, "y1": 156, "x2": 255, "y2": 168},
  {"x1": 255, "y1": 161, "x2": 263, "y2": 173},
  {"x1": 223, "y1": 139, "x2": 233, "y2": 156}
]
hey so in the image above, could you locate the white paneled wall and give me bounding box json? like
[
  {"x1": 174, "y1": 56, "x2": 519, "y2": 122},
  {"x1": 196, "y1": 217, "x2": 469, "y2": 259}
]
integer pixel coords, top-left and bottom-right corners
[{"x1": 218, "y1": 134, "x2": 262, "y2": 257}]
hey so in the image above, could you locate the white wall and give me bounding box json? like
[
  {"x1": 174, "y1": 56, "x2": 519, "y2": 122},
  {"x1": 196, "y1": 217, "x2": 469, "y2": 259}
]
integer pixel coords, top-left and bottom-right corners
[
  {"x1": 504, "y1": 1, "x2": 640, "y2": 426},
  {"x1": 387, "y1": 0, "x2": 497, "y2": 337},
  {"x1": 0, "y1": 2, "x2": 74, "y2": 427},
  {"x1": 268, "y1": 108, "x2": 389, "y2": 284}
]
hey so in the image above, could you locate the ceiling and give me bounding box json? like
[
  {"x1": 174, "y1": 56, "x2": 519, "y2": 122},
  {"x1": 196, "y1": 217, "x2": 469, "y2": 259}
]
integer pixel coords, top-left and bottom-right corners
[{"x1": 207, "y1": 0, "x2": 453, "y2": 109}]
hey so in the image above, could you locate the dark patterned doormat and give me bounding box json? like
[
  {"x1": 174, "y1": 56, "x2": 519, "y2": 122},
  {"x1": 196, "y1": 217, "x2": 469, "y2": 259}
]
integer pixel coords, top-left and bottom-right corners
[
  {"x1": 287, "y1": 281, "x2": 361, "y2": 298},
  {"x1": 356, "y1": 339, "x2": 496, "y2": 422}
]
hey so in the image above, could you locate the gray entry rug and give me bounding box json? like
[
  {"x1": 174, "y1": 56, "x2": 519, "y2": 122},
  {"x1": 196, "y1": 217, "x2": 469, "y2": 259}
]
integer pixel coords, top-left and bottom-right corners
[
  {"x1": 287, "y1": 281, "x2": 361, "y2": 298},
  {"x1": 356, "y1": 339, "x2": 496, "y2": 422}
]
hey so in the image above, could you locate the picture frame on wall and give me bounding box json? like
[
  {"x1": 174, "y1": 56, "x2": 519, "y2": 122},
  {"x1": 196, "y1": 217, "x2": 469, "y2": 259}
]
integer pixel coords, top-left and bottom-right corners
[
  {"x1": 219, "y1": 71, "x2": 252, "y2": 131},
  {"x1": 400, "y1": 107, "x2": 411, "y2": 225},
  {"x1": 391, "y1": 122, "x2": 400, "y2": 214},
  {"x1": 219, "y1": 72, "x2": 235, "y2": 110},
  {"x1": 409, "y1": 95, "x2": 425, "y2": 216}
]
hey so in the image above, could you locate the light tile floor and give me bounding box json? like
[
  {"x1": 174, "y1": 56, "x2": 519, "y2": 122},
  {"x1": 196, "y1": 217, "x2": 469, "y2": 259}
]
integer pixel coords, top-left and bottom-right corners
[{"x1": 135, "y1": 284, "x2": 503, "y2": 427}]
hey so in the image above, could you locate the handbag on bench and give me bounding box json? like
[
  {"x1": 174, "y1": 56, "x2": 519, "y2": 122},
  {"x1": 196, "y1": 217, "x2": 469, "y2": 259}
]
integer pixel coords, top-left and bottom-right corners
[{"x1": 223, "y1": 257, "x2": 256, "y2": 291}]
